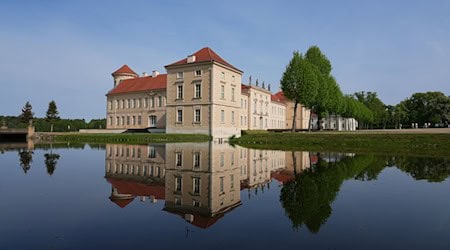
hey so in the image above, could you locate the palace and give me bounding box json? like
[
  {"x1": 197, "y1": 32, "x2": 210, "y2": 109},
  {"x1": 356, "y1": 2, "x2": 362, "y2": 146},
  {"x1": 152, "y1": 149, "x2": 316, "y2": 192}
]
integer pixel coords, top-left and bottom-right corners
[{"x1": 106, "y1": 47, "x2": 356, "y2": 139}]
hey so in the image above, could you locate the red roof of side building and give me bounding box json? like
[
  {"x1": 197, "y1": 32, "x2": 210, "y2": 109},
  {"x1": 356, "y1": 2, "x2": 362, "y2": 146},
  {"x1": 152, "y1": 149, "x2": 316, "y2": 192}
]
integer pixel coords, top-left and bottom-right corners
[
  {"x1": 271, "y1": 91, "x2": 289, "y2": 103},
  {"x1": 165, "y1": 47, "x2": 242, "y2": 72},
  {"x1": 112, "y1": 64, "x2": 138, "y2": 76},
  {"x1": 107, "y1": 74, "x2": 167, "y2": 95}
]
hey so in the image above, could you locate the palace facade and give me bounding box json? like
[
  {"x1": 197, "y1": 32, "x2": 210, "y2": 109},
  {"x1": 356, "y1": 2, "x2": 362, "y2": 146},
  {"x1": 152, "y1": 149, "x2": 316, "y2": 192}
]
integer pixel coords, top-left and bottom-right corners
[{"x1": 106, "y1": 47, "x2": 356, "y2": 139}]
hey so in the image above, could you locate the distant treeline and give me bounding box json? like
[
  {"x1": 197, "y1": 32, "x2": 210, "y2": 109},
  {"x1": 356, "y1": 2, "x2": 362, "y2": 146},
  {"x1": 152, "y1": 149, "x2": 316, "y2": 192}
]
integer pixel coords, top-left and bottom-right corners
[{"x1": 0, "y1": 116, "x2": 106, "y2": 132}]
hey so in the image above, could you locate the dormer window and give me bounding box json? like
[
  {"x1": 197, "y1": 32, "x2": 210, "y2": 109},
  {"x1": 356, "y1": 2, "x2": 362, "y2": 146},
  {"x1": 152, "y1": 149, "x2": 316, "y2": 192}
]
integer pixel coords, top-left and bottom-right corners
[
  {"x1": 195, "y1": 70, "x2": 202, "y2": 77},
  {"x1": 177, "y1": 72, "x2": 184, "y2": 79}
]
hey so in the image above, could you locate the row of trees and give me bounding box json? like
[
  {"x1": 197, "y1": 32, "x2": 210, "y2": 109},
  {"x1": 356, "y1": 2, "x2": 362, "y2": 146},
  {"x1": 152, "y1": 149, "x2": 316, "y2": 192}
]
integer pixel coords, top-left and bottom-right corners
[
  {"x1": 280, "y1": 46, "x2": 373, "y2": 131},
  {"x1": 281, "y1": 46, "x2": 449, "y2": 130},
  {"x1": 2, "y1": 101, "x2": 106, "y2": 132}
]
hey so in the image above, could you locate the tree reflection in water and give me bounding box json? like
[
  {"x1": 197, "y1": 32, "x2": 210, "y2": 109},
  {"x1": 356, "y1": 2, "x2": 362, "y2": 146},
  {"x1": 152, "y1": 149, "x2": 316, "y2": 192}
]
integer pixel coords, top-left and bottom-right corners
[
  {"x1": 280, "y1": 153, "x2": 450, "y2": 233},
  {"x1": 44, "y1": 153, "x2": 60, "y2": 175},
  {"x1": 18, "y1": 149, "x2": 33, "y2": 174}
]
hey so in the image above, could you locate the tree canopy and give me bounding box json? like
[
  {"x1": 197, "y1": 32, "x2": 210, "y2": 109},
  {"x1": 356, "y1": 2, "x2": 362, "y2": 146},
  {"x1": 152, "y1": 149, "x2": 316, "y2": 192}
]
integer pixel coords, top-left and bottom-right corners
[
  {"x1": 19, "y1": 101, "x2": 34, "y2": 123},
  {"x1": 46, "y1": 100, "x2": 60, "y2": 120}
]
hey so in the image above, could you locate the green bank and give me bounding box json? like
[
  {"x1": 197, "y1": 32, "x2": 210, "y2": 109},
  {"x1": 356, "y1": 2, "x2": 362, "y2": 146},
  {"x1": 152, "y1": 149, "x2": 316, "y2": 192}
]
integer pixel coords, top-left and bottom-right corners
[
  {"x1": 230, "y1": 132, "x2": 450, "y2": 158},
  {"x1": 41, "y1": 133, "x2": 211, "y2": 144}
]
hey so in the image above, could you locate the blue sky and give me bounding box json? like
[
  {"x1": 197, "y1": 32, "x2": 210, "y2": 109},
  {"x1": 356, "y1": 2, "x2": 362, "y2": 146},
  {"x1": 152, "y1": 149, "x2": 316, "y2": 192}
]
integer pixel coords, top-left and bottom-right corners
[{"x1": 1, "y1": 0, "x2": 449, "y2": 120}]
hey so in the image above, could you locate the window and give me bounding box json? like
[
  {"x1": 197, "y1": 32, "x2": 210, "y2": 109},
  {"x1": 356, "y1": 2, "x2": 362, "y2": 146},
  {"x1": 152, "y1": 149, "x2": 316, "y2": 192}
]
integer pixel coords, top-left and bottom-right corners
[
  {"x1": 221, "y1": 110, "x2": 225, "y2": 123},
  {"x1": 127, "y1": 99, "x2": 130, "y2": 109},
  {"x1": 195, "y1": 69, "x2": 202, "y2": 77},
  {"x1": 132, "y1": 116, "x2": 136, "y2": 125},
  {"x1": 175, "y1": 197, "x2": 181, "y2": 205},
  {"x1": 144, "y1": 97, "x2": 148, "y2": 108},
  {"x1": 253, "y1": 100, "x2": 257, "y2": 113},
  {"x1": 240, "y1": 116, "x2": 243, "y2": 126},
  {"x1": 108, "y1": 101, "x2": 112, "y2": 110},
  {"x1": 127, "y1": 116, "x2": 130, "y2": 125},
  {"x1": 175, "y1": 177, "x2": 182, "y2": 192},
  {"x1": 115, "y1": 100, "x2": 119, "y2": 109},
  {"x1": 231, "y1": 111, "x2": 235, "y2": 124},
  {"x1": 177, "y1": 85, "x2": 183, "y2": 99},
  {"x1": 240, "y1": 99, "x2": 243, "y2": 108},
  {"x1": 149, "y1": 146, "x2": 156, "y2": 158},
  {"x1": 177, "y1": 109, "x2": 183, "y2": 123},
  {"x1": 193, "y1": 152, "x2": 200, "y2": 168},
  {"x1": 158, "y1": 96, "x2": 162, "y2": 107},
  {"x1": 175, "y1": 152, "x2": 182, "y2": 167},
  {"x1": 149, "y1": 115, "x2": 157, "y2": 127},
  {"x1": 194, "y1": 109, "x2": 201, "y2": 123},
  {"x1": 116, "y1": 117, "x2": 120, "y2": 126},
  {"x1": 193, "y1": 200, "x2": 200, "y2": 207},
  {"x1": 220, "y1": 177, "x2": 224, "y2": 193},
  {"x1": 177, "y1": 72, "x2": 184, "y2": 79},
  {"x1": 221, "y1": 85, "x2": 225, "y2": 99},
  {"x1": 221, "y1": 72, "x2": 225, "y2": 79},
  {"x1": 150, "y1": 97, "x2": 155, "y2": 107},
  {"x1": 132, "y1": 99, "x2": 136, "y2": 108},
  {"x1": 194, "y1": 83, "x2": 201, "y2": 98},
  {"x1": 231, "y1": 87, "x2": 235, "y2": 101},
  {"x1": 232, "y1": 75, "x2": 235, "y2": 82},
  {"x1": 253, "y1": 117, "x2": 256, "y2": 127},
  {"x1": 138, "y1": 116, "x2": 142, "y2": 125},
  {"x1": 137, "y1": 98, "x2": 141, "y2": 108},
  {"x1": 220, "y1": 153, "x2": 224, "y2": 167},
  {"x1": 231, "y1": 153, "x2": 234, "y2": 165},
  {"x1": 230, "y1": 174, "x2": 234, "y2": 189},
  {"x1": 109, "y1": 116, "x2": 112, "y2": 125},
  {"x1": 193, "y1": 177, "x2": 200, "y2": 194},
  {"x1": 121, "y1": 116, "x2": 125, "y2": 125}
]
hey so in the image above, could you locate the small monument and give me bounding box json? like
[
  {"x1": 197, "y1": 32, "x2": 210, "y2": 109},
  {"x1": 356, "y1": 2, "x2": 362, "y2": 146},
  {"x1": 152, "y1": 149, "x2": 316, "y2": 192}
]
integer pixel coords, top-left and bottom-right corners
[
  {"x1": 262, "y1": 81, "x2": 265, "y2": 89},
  {"x1": 249, "y1": 75, "x2": 252, "y2": 85},
  {"x1": 256, "y1": 78, "x2": 259, "y2": 87},
  {"x1": 268, "y1": 84, "x2": 271, "y2": 91}
]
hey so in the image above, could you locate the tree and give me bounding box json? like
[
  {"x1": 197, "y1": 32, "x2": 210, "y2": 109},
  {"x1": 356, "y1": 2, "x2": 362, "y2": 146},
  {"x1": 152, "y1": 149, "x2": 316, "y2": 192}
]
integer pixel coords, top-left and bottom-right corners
[
  {"x1": 46, "y1": 100, "x2": 60, "y2": 120},
  {"x1": 401, "y1": 91, "x2": 450, "y2": 127},
  {"x1": 46, "y1": 100, "x2": 60, "y2": 132},
  {"x1": 19, "y1": 101, "x2": 34, "y2": 123},
  {"x1": 305, "y1": 46, "x2": 333, "y2": 130},
  {"x1": 280, "y1": 51, "x2": 318, "y2": 131}
]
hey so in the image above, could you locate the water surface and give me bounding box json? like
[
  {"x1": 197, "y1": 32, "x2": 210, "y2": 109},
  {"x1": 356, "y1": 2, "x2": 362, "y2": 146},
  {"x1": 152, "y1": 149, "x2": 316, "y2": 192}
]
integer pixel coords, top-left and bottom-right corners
[{"x1": 1, "y1": 142, "x2": 449, "y2": 250}]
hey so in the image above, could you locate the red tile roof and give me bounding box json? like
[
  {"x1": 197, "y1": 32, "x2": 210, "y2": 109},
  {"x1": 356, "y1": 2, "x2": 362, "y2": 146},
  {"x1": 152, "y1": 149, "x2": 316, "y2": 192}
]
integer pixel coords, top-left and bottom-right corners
[
  {"x1": 164, "y1": 210, "x2": 225, "y2": 229},
  {"x1": 107, "y1": 74, "x2": 167, "y2": 95},
  {"x1": 107, "y1": 178, "x2": 165, "y2": 200},
  {"x1": 271, "y1": 170, "x2": 295, "y2": 184},
  {"x1": 110, "y1": 198, "x2": 134, "y2": 208},
  {"x1": 165, "y1": 47, "x2": 242, "y2": 72},
  {"x1": 112, "y1": 64, "x2": 138, "y2": 76},
  {"x1": 271, "y1": 91, "x2": 288, "y2": 103}
]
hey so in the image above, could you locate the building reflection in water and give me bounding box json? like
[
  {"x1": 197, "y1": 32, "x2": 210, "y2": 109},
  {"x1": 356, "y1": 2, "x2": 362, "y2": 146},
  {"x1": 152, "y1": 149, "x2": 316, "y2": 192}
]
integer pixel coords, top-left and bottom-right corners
[{"x1": 104, "y1": 142, "x2": 314, "y2": 229}]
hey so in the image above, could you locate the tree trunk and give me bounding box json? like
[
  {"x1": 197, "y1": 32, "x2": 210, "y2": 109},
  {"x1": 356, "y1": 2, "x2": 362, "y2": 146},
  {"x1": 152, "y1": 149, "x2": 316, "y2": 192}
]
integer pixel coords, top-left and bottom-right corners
[
  {"x1": 292, "y1": 151, "x2": 298, "y2": 175},
  {"x1": 292, "y1": 101, "x2": 298, "y2": 132},
  {"x1": 308, "y1": 109, "x2": 312, "y2": 132},
  {"x1": 317, "y1": 109, "x2": 322, "y2": 131}
]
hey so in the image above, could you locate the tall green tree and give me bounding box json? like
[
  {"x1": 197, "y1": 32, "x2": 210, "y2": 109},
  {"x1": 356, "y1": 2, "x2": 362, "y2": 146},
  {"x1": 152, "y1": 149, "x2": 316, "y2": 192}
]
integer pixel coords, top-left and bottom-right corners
[
  {"x1": 46, "y1": 100, "x2": 60, "y2": 132},
  {"x1": 401, "y1": 91, "x2": 450, "y2": 127},
  {"x1": 19, "y1": 101, "x2": 34, "y2": 124},
  {"x1": 46, "y1": 100, "x2": 60, "y2": 120},
  {"x1": 305, "y1": 46, "x2": 333, "y2": 130},
  {"x1": 281, "y1": 51, "x2": 318, "y2": 131}
]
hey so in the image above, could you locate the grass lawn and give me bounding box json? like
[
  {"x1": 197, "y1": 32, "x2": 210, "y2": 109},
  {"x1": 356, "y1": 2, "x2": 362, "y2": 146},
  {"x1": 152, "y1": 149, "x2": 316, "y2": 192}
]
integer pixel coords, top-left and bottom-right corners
[{"x1": 230, "y1": 132, "x2": 450, "y2": 158}]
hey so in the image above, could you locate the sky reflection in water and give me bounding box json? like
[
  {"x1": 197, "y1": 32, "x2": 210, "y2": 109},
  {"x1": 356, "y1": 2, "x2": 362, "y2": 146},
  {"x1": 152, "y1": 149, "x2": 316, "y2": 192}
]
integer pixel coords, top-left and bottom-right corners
[{"x1": 0, "y1": 142, "x2": 449, "y2": 250}]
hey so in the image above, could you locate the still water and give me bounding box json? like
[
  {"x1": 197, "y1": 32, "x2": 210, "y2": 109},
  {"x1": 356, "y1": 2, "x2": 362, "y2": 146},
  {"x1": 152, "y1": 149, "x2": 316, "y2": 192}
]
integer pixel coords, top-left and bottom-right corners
[{"x1": 1, "y1": 142, "x2": 449, "y2": 250}]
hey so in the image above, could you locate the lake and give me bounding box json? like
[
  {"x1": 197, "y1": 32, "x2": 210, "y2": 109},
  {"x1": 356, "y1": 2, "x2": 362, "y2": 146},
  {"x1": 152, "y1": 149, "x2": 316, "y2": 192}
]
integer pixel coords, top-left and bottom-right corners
[{"x1": 1, "y1": 142, "x2": 449, "y2": 250}]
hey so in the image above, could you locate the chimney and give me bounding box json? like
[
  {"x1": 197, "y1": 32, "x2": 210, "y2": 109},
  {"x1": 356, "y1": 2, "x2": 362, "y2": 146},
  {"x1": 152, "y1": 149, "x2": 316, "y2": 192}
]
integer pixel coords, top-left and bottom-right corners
[
  {"x1": 142, "y1": 72, "x2": 148, "y2": 77},
  {"x1": 187, "y1": 55, "x2": 196, "y2": 63},
  {"x1": 152, "y1": 70, "x2": 160, "y2": 77}
]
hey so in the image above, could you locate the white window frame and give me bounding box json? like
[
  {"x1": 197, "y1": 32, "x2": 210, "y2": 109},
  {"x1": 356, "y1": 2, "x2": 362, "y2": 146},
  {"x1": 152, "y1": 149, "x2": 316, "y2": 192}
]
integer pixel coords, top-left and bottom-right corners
[
  {"x1": 194, "y1": 108, "x2": 201, "y2": 123},
  {"x1": 194, "y1": 83, "x2": 201, "y2": 98},
  {"x1": 177, "y1": 72, "x2": 184, "y2": 79},
  {"x1": 195, "y1": 69, "x2": 202, "y2": 77},
  {"x1": 177, "y1": 85, "x2": 183, "y2": 99},
  {"x1": 176, "y1": 108, "x2": 183, "y2": 123},
  {"x1": 175, "y1": 152, "x2": 182, "y2": 167}
]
